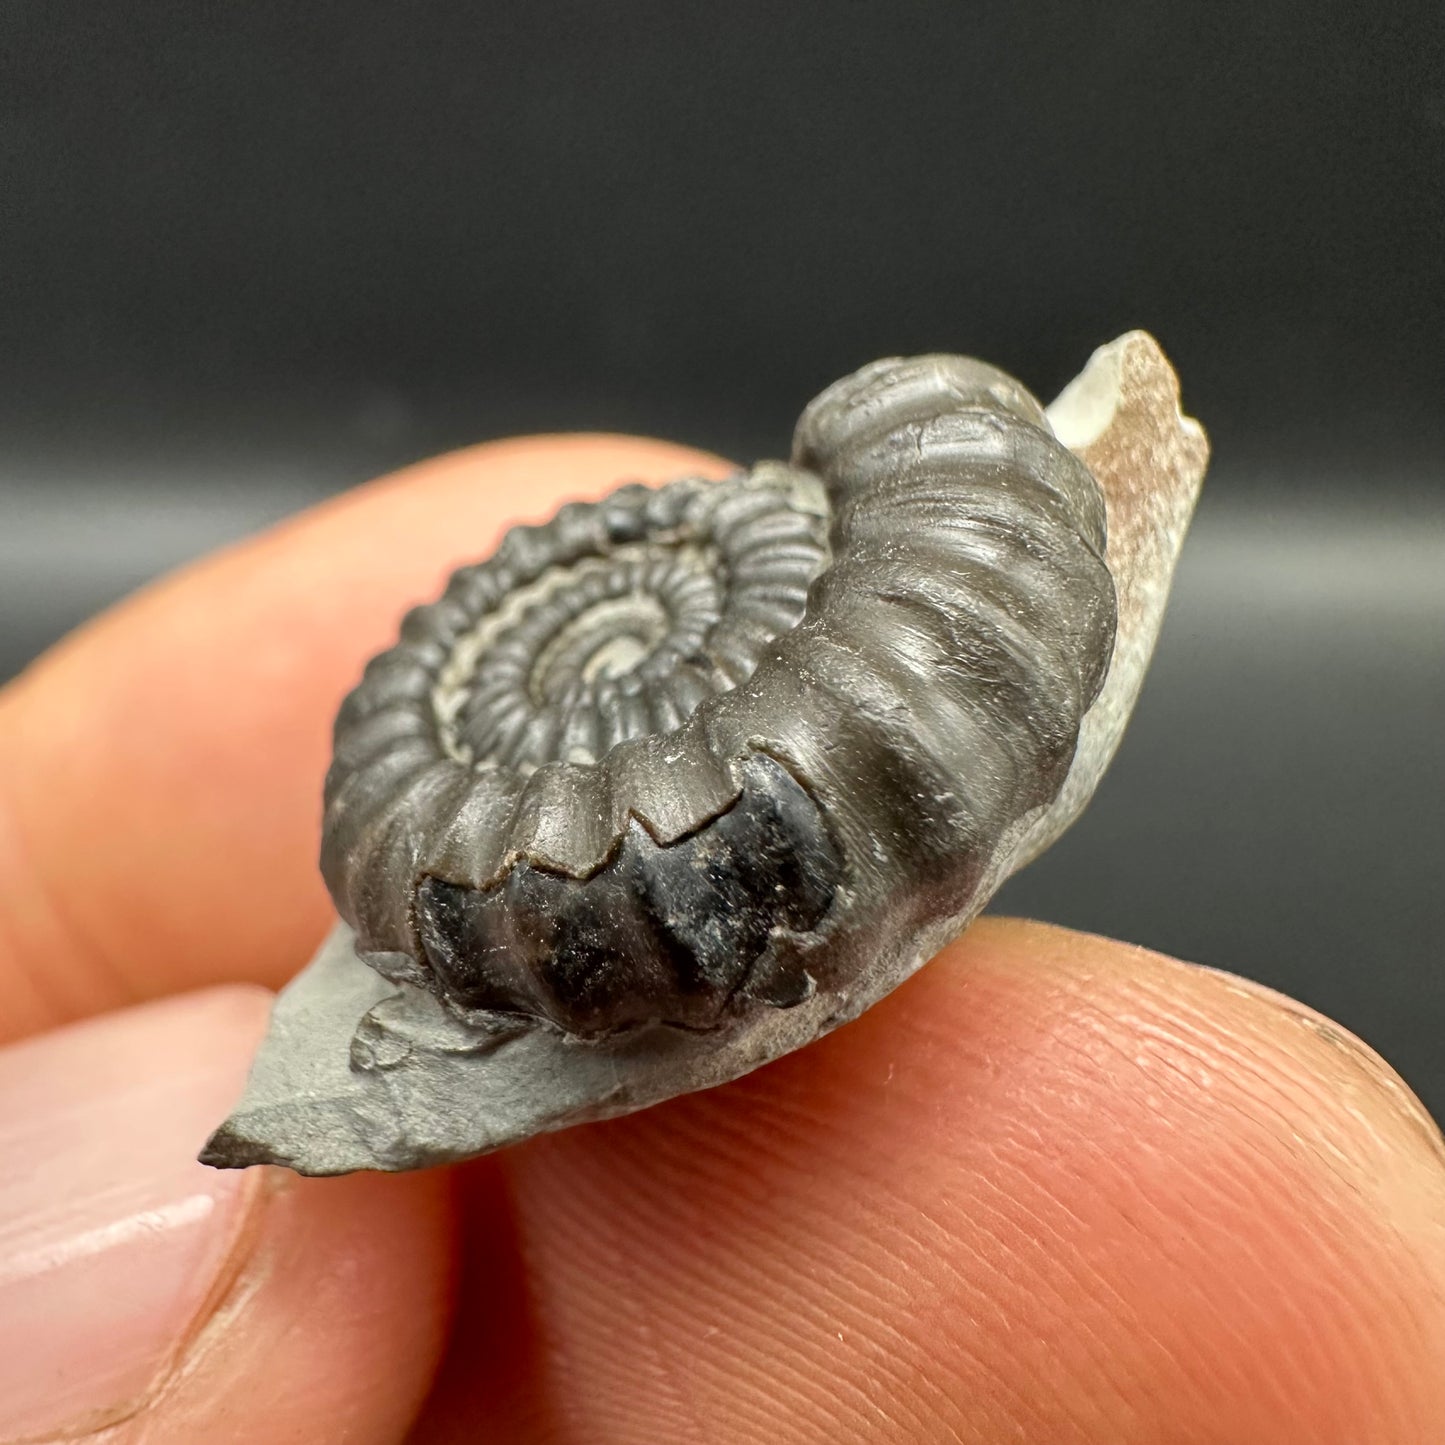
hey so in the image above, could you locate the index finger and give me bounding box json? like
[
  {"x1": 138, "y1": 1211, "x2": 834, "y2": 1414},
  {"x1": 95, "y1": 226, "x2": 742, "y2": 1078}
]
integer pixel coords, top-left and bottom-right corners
[{"x1": 0, "y1": 434, "x2": 732, "y2": 1043}]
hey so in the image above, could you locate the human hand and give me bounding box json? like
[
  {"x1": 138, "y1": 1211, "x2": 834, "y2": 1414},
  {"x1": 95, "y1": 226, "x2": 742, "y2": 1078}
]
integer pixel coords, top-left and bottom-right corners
[{"x1": 1, "y1": 436, "x2": 1442, "y2": 1444}]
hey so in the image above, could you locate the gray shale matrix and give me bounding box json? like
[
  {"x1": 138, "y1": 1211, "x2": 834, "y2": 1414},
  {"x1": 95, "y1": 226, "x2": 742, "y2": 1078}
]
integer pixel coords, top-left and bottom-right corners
[{"x1": 203, "y1": 332, "x2": 1209, "y2": 1175}]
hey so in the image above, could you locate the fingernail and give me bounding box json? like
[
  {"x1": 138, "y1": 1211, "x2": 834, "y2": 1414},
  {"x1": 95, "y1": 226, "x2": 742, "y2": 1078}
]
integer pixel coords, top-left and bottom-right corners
[{"x1": 0, "y1": 986, "x2": 273, "y2": 1439}]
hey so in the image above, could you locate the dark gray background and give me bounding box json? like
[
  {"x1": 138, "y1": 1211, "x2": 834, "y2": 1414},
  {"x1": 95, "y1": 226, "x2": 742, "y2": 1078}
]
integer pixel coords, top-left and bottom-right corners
[{"x1": 2, "y1": 3, "x2": 1441, "y2": 1113}]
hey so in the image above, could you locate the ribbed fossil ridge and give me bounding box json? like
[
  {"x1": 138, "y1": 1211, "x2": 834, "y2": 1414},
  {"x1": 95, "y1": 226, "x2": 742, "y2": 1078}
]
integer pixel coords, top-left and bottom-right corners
[{"x1": 321, "y1": 355, "x2": 1118, "y2": 1037}]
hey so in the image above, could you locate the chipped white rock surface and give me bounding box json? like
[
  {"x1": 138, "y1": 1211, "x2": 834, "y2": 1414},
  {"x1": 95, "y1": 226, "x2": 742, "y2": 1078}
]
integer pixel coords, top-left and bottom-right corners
[{"x1": 202, "y1": 331, "x2": 1208, "y2": 1176}]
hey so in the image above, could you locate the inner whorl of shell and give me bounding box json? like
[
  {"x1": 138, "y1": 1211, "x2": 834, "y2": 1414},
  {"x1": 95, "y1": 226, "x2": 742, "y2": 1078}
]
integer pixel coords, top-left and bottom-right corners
[{"x1": 429, "y1": 469, "x2": 829, "y2": 774}]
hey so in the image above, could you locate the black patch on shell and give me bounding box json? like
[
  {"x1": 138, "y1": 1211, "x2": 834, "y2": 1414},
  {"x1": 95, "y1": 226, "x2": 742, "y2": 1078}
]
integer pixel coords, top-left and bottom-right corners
[{"x1": 413, "y1": 755, "x2": 841, "y2": 1037}]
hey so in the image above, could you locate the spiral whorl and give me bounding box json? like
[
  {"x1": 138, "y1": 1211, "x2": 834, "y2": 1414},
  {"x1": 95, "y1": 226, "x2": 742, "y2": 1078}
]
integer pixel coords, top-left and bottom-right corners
[
  {"x1": 322, "y1": 357, "x2": 1117, "y2": 1039},
  {"x1": 431, "y1": 473, "x2": 829, "y2": 774}
]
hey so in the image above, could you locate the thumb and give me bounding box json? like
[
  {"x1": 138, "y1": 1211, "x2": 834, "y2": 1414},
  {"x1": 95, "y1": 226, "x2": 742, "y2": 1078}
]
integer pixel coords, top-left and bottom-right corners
[
  {"x1": 415, "y1": 919, "x2": 1445, "y2": 1445},
  {"x1": 0, "y1": 987, "x2": 454, "y2": 1444}
]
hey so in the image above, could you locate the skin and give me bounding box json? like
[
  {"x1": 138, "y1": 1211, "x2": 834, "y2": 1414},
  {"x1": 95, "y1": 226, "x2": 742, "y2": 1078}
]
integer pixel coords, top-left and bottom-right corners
[{"x1": 0, "y1": 435, "x2": 1442, "y2": 1444}]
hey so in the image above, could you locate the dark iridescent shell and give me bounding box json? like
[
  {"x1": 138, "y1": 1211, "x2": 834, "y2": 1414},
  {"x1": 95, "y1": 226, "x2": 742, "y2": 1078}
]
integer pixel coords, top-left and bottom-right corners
[{"x1": 321, "y1": 356, "x2": 1117, "y2": 1039}]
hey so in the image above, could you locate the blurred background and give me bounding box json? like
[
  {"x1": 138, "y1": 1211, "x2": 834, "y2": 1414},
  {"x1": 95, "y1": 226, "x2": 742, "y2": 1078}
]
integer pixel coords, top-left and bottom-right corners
[{"x1": 1, "y1": 3, "x2": 1441, "y2": 1112}]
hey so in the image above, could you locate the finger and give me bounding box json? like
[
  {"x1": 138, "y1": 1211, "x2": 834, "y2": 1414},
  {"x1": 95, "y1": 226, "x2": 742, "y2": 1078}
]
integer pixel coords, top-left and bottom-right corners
[
  {"x1": 412, "y1": 919, "x2": 1445, "y2": 1445},
  {"x1": 0, "y1": 435, "x2": 732, "y2": 1042},
  {"x1": 0, "y1": 984, "x2": 455, "y2": 1444}
]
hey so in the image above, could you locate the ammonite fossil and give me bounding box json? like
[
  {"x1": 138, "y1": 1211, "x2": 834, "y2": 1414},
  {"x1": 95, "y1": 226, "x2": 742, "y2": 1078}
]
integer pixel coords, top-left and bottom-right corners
[{"x1": 204, "y1": 331, "x2": 1209, "y2": 1175}]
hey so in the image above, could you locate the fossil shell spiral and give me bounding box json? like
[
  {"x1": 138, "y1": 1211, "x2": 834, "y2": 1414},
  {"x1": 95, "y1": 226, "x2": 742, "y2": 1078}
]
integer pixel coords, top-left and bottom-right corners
[
  {"x1": 321, "y1": 356, "x2": 1117, "y2": 1039},
  {"x1": 200, "y1": 332, "x2": 1207, "y2": 1175}
]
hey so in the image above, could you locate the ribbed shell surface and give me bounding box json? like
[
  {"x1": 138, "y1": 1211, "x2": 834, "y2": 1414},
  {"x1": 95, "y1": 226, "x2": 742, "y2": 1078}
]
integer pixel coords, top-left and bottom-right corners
[{"x1": 321, "y1": 356, "x2": 1117, "y2": 1038}]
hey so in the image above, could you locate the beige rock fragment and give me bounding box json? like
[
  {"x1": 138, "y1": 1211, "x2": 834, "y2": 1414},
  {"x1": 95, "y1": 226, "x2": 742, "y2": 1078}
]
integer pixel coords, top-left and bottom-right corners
[{"x1": 1010, "y1": 331, "x2": 1211, "y2": 869}]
